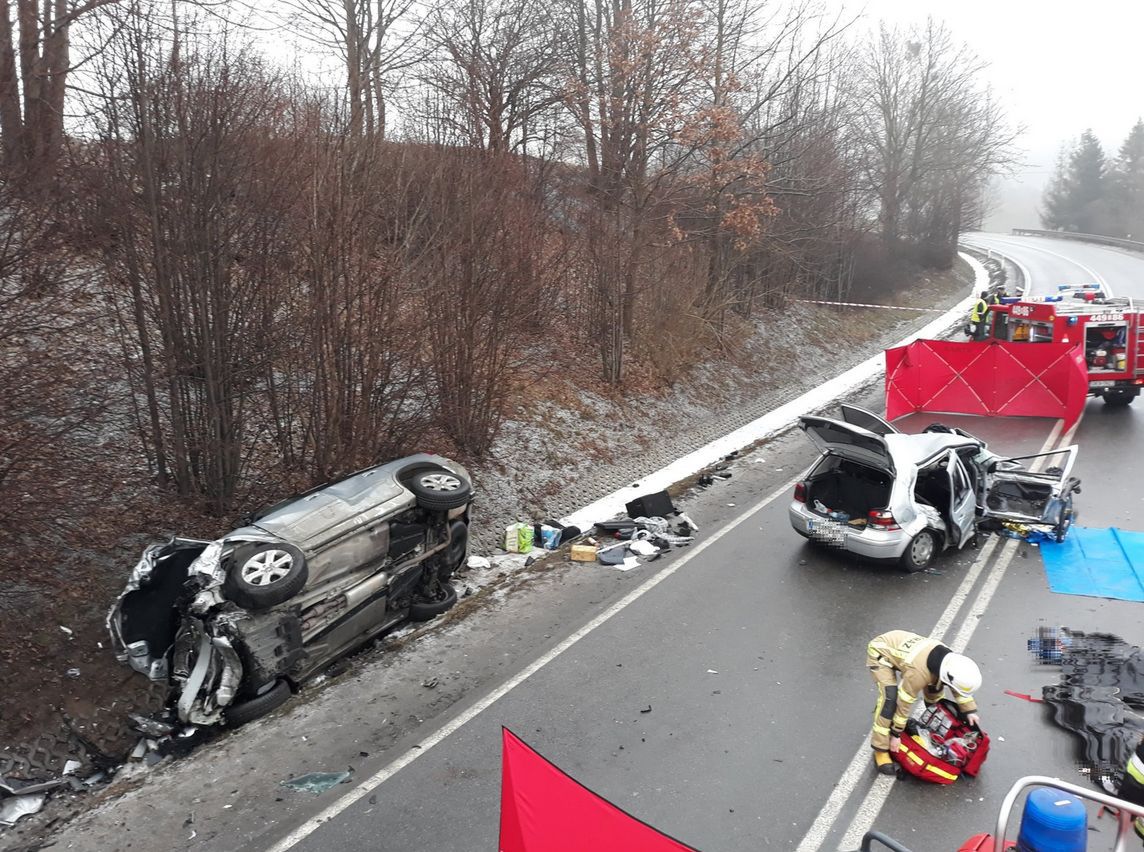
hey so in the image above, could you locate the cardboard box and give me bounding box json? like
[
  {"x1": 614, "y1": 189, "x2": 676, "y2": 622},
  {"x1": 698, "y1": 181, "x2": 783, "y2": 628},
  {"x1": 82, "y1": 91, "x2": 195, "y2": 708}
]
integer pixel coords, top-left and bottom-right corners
[{"x1": 570, "y1": 544, "x2": 598, "y2": 562}]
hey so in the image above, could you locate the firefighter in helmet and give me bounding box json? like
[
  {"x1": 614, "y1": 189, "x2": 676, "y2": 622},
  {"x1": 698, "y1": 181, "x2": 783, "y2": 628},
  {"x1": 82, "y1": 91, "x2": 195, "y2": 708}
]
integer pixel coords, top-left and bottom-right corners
[
  {"x1": 867, "y1": 629, "x2": 982, "y2": 776},
  {"x1": 968, "y1": 292, "x2": 991, "y2": 340}
]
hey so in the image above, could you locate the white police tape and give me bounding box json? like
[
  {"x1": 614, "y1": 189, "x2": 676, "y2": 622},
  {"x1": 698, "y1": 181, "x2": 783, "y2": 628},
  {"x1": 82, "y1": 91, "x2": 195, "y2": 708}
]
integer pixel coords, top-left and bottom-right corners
[{"x1": 796, "y1": 299, "x2": 947, "y2": 312}]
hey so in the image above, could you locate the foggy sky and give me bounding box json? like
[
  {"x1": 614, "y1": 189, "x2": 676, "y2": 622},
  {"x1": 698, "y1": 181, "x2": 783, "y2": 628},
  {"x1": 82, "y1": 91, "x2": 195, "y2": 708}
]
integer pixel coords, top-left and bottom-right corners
[{"x1": 856, "y1": 0, "x2": 1144, "y2": 232}]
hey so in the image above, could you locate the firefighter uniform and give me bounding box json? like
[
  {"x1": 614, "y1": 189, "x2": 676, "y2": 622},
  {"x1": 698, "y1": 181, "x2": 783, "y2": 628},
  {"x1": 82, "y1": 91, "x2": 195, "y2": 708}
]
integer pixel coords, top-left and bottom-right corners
[
  {"x1": 866, "y1": 630, "x2": 978, "y2": 753},
  {"x1": 1117, "y1": 738, "x2": 1144, "y2": 842}
]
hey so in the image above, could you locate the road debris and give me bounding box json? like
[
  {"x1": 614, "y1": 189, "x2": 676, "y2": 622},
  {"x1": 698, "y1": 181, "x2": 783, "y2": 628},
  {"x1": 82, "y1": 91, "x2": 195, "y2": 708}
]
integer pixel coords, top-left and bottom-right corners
[
  {"x1": 281, "y1": 771, "x2": 353, "y2": 794},
  {"x1": 0, "y1": 794, "x2": 46, "y2": 827}
]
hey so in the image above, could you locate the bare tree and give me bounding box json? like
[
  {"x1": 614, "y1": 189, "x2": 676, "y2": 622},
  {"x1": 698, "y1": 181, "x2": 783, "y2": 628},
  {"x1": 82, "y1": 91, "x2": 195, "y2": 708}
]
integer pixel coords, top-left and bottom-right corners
[
  {"x1": 0, "y1": 0, "x2": 126, "y2": 176},
  {"x1": 90, "y1": 5, "x2": 307, "y2": 513},
  {"x1": 420, "y1": 0, "x2": 562, "y2": 154},
  {"x1": 846, "y1": 18, "x2": 1016, "y2": 261},
  {"x1": 559, "y1": 0, "x2": 709, "y2": 383},
  {"x1": 277, "y1": 0, "x2": 419, "y2": 138}
]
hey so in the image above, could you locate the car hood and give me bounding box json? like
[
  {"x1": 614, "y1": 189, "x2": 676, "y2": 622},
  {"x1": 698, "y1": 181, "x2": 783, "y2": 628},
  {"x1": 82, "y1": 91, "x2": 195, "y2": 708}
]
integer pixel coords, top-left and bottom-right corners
[{"x1": 799, "y1": 415, "x2": 894, "y2": 473}]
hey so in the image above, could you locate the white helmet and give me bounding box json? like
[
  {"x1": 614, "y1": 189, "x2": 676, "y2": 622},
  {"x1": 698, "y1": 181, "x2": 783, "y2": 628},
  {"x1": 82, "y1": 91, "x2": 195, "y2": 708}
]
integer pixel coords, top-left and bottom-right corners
[{"x1": 939, "y1": 653, "x2": 981, "y2": 697}]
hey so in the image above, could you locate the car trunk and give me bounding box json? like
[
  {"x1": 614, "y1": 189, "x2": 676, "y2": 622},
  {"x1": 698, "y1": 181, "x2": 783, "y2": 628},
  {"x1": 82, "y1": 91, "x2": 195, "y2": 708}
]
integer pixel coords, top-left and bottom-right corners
[{"x1": 805, "y1": 458, "x2": 893, "y2": 521}]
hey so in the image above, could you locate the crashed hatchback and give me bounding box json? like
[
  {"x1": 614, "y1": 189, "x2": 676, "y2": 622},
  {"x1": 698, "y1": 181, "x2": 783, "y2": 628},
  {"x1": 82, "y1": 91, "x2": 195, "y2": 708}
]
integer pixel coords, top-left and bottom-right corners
[
  {"x1": 108, "y1": 455, "x2": 472, "y2": 727},
  {"x1": 789, "y1": 405, "x2": 1080, "y2": 571}
]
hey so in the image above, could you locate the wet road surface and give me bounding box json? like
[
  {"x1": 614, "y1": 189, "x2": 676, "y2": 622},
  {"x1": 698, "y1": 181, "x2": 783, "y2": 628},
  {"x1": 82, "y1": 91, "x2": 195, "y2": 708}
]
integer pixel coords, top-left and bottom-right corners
[{"x1": 42, "y1": 238, "x2": 1144, "y2": 852}]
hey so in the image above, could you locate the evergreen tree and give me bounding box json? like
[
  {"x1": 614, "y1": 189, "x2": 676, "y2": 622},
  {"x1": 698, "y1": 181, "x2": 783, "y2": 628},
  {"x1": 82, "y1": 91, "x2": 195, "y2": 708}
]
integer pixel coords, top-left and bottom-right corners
[
  {"x1": 1109, "y1": 119, "x2": 1144, "y2": 239},
  {"x1": 1040, "y1": 130, "x2": 1112, "y2": 234}
]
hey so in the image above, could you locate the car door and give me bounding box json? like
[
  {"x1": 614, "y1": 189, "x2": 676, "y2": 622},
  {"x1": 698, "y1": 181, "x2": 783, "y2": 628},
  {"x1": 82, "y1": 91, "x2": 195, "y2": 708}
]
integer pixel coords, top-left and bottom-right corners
[
  {"x1": 838, "y1": 404, "x2": 900, "y2": 436},
  {"x1": 946, "y1": 453, "x2": 977, "y2": 548},
  {"x1": 981, "y1": 445, "x2": 1079, "y2": 523}
]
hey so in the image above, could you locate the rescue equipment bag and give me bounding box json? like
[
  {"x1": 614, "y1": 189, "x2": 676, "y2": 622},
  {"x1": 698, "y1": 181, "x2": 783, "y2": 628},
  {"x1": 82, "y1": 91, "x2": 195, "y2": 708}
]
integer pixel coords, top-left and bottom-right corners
[{"x1": 895, "y1": 699, "x2": 990, "y2": 784}]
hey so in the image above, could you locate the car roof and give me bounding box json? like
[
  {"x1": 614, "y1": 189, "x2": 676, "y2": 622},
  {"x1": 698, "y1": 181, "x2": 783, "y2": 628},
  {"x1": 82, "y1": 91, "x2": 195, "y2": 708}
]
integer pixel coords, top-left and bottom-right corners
[{"x1": 883, "y1": 432, "x2": 981, "y2": 468}]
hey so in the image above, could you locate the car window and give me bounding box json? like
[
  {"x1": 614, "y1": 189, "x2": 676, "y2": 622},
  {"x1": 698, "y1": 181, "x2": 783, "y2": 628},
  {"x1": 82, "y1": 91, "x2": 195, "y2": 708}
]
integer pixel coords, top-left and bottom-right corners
[{"x1": 951, "y1": 457, "x2": 971, "y2": 500}]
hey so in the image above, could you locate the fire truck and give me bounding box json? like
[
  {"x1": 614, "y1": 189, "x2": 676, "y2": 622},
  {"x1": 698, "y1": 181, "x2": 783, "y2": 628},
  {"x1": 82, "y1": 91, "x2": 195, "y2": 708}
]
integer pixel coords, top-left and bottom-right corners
[{"x1": 984, "y1": 285, "x2": 1144, "y2": 406}]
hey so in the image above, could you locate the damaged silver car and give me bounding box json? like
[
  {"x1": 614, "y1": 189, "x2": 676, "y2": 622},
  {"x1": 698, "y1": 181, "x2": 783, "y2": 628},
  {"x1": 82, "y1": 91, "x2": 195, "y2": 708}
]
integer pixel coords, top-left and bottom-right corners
[{"x1": 108, "y1": 455, "x2": 472, "y2": 727}]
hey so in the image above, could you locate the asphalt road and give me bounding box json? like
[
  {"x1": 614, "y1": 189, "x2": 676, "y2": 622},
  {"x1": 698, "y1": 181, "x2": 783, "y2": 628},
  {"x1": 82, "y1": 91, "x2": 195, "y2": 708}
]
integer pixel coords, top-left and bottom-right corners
[
  {"x1": 963, "y1": 232, "x2": 1144, "y2": 299},
  {"x1": 40, "y1": 236, "x2": 1144, "y2": 852}
]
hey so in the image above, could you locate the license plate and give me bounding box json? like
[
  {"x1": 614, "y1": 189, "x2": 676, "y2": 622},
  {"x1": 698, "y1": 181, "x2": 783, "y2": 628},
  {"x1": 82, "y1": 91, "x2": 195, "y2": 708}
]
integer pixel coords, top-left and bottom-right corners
[
  {"x1": 807, "y1": 519, "x2": 815, "y2": 532},
  {"x1": 1090, "y1": 380, "x2": 1115, "y2": 388}
]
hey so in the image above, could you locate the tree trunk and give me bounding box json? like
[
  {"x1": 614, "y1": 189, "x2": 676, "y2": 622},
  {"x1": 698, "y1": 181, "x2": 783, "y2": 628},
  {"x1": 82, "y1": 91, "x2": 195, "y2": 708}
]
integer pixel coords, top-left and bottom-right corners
[{"x1": 0, "y1": 1, "x2": 24, "y2": 168}]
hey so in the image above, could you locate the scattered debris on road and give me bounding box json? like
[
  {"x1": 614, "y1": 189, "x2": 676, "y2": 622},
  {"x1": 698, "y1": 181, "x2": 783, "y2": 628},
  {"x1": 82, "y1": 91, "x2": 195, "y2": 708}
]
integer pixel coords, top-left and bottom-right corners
[{"x1": 280, "y1": 771, "x2": 353, "y2": 794}]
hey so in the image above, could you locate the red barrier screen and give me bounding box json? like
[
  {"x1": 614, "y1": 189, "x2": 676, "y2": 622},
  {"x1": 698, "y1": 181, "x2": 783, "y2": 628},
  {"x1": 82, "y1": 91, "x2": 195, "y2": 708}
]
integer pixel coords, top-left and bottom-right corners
[
  {"x1": 499, "y1": 728, "x2": 700, "y2": 852},
  {"x1": 885, "y1": 340, "x2": 1088, "y2": 429}
]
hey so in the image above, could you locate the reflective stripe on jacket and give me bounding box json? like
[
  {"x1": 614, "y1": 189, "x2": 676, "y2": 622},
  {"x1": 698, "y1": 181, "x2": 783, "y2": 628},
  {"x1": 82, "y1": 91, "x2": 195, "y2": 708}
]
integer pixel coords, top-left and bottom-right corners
[
  {"x1": 1121, "y1": 740, "x2": 1144, "y2": 806},
  {"x1": 867, "y1": 630, "x2": 978, "y2": 734}
]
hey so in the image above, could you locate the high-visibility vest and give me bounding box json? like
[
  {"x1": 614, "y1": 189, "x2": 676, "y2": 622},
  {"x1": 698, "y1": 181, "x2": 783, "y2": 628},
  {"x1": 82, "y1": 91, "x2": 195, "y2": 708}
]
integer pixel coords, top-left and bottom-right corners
[{"x1": 969, "y1": 299, "x2": 988, "y2": 323}]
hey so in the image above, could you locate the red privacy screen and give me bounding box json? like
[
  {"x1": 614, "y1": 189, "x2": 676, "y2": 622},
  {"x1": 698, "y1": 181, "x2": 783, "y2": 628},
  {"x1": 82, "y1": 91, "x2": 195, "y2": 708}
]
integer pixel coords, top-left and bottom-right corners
[
  {"x1": 885, "y1": 340, "x2": 1088, "y2": 429},
  {"x1": 499, "y1": 727, "x2": 700, "y2": 852}
]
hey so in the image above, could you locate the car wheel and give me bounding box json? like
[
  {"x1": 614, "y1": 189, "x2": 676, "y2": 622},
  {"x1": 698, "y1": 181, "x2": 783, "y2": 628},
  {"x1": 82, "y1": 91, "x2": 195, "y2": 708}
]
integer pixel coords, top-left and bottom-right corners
[
  {"x1": 408, "y1": 581, "x2": 458, "y2": 622},
  {"x1": 225, "y1": 679, "x2": 292, "y2": 727},
  {"x1": 223, "y1": 542, "x2": 309, "y2": 610},
  {"x1": 402, "y1": 466, "x2": 472, "y2": 511},
  {"x1": 900, "y1": 530, "x2": 937, "y2": 572}
]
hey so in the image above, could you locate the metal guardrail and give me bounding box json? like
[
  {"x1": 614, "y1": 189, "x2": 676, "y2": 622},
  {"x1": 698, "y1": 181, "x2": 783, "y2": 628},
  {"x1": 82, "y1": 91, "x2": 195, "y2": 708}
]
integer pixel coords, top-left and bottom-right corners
[{"x1": 1012, "y1": 228, "x2": 1144, "y2": 252}]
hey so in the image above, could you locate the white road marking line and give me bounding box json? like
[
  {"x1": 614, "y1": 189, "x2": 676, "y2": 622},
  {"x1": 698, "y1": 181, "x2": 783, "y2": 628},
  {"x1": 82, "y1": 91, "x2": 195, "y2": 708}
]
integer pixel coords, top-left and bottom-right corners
[
  {"x1": 838, "y1": 538, "x2": 1020, "y2": 850},
  {"x1": 793, "y1": 535, "x2": 1000, "y2": 852},
  {"x1": 832, "y1": 419, "x2": 1069, "y2": 851},
  {"x1": 972, "y1": 236, "x2": 1112, "y2": 296},
  {"x1": 265, "y1": 473, "x2": 805, "y2": 852}
]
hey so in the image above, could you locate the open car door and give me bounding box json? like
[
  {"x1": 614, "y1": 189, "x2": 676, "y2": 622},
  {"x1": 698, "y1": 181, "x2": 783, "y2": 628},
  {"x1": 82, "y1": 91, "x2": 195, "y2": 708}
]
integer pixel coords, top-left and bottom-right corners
[
  {"x1": 838, "y1": 404, "x2": 900, "y2": 436},
  {"x1": 946, "y1": 453, "x2": 977, "y2": 548},
  {"x1": 981, "y1": 445, "x2": 1079, "y2": 525}
]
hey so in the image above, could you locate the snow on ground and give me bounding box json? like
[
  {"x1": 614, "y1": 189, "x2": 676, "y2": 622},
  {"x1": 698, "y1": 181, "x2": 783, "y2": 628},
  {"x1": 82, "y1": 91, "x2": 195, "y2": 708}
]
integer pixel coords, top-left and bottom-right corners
[{"x1": 465, "y1": 255, "x2": 983, "y2": 559}]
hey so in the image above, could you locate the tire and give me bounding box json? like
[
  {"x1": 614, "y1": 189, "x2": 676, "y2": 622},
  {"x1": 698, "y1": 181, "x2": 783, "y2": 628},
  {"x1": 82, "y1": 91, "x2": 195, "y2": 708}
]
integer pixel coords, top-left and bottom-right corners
[
  {"x1": 1103, "y1": 389, "x2": 1136, "y2": 407},
  {"x1": 408, "y1": 581, "x2": 458, "y2": 622},
  {"x1": 225, "y1": 679, "x2": 292, "y2": 726},
  {"x1": 402, "y1": 466, "x2": 472, "y2": 511},
  {"x1": 223, "y1": 542, "x2": 308, "y2": 610},
  {"x1": 900, "y1": 529, "x2": 938, "y2": 572}
]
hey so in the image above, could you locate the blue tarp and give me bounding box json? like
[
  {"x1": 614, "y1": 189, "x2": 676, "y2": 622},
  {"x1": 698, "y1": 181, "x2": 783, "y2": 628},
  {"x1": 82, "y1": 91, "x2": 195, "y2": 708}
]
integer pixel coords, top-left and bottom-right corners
[{"x1": 1041, "y1": 526, "x2": 1144, "y2": 602}]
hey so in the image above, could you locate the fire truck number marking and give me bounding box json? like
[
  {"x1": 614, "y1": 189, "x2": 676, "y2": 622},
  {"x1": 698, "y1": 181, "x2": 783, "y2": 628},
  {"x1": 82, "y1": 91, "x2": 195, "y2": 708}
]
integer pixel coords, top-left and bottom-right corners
[
  {"x1": 1011, "y1": 305, "x2": 1032, "y2": 317},
  {"x1": 1089, "y1": 313, "x2": 1123, "y2": 323}
]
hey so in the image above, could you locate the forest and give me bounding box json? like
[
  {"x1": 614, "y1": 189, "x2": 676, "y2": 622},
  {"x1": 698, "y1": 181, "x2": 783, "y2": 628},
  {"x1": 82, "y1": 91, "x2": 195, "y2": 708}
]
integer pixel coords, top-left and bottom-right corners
[
  {"x1": 0, "y1": 0, "x2": 1014, "y2": 587},
  {"x1": 1041, "y1": 121, "x2": 1144, "y2": 240}
]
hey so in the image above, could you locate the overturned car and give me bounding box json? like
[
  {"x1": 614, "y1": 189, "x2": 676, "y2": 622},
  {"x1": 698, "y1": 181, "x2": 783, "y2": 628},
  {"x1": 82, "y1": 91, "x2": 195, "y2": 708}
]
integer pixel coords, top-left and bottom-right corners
[
  {"x1": 108, "y1": 455, "x2": 472, "y2": 727},
  {"x1": 789, "y1": 405, "x2": 1080, "y2": 571}
]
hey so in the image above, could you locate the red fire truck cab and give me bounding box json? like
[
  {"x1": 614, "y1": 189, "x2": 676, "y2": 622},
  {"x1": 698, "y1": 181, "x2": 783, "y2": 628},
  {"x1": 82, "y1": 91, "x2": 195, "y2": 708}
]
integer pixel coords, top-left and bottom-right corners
[{"x1": 987, "y1": 286, "x2": 1144, "y2": 406}]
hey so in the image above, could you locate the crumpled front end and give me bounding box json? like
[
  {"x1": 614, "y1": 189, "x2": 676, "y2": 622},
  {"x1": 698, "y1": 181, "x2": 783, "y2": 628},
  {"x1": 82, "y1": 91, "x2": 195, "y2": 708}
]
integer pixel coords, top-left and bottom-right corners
[{"x1": 107, "y1": 534, "x2": 282, "y2": 726}]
